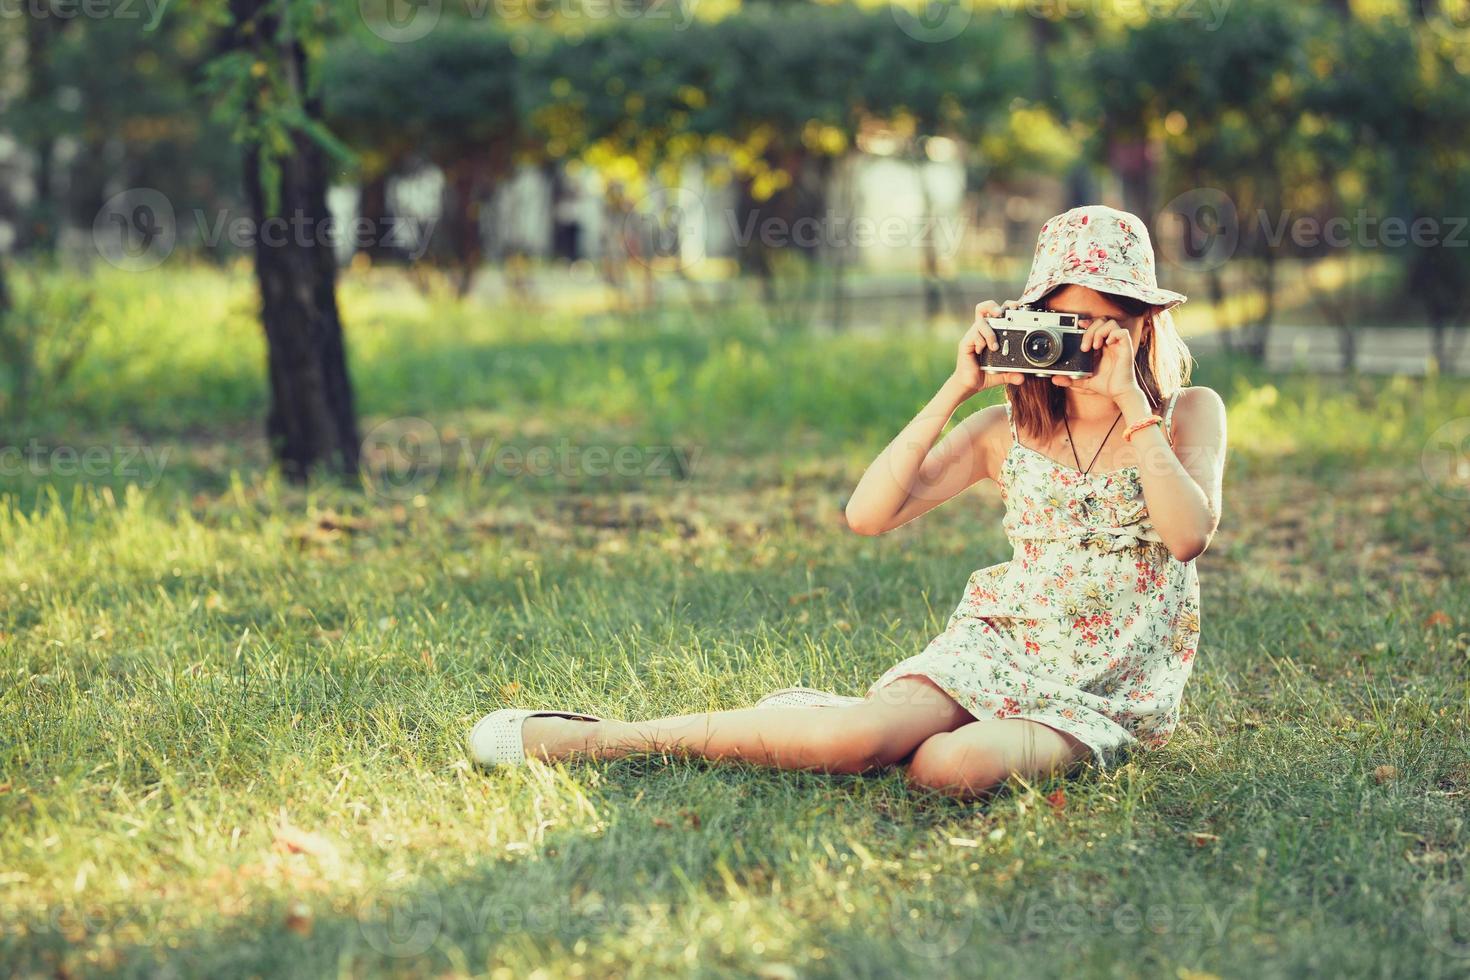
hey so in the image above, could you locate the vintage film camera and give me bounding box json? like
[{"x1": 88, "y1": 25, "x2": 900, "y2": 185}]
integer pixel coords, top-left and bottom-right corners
[{"x1": 977, "y1": 306, "x2": 1096, "y2": 379}]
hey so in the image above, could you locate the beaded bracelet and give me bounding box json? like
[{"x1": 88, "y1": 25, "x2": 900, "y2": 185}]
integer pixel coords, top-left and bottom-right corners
[{"x1": 1123, "y1": 415, "x2": 1164, "y2": 442}]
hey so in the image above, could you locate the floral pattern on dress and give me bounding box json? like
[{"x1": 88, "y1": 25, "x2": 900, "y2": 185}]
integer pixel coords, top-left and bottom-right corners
[{"x1": 868, "y1": 395, "x2": 1200, "y2": 769}]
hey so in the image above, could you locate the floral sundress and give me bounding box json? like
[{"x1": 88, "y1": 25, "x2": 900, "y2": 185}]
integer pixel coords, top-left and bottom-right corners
[{"x1": 867, "y1": 392, "x2": 1201, "y2": 768}]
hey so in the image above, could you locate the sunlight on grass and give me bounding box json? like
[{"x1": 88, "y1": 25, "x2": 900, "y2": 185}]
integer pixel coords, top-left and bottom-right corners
[{"x1": 2, "y1": 266, "x2": 1468, "y2": 977}]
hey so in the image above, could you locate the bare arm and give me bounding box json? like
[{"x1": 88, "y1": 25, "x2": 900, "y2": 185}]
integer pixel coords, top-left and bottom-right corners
[
  {"x1": 1050, "y1": 318, "x2": 1226, "y2": 562},
  {"x1": 1117, "y1": 385, "x2": 1226, "y2": 562},
  {"x1": 845, "y1": 302, "x2": 1023, "y2": 536}
]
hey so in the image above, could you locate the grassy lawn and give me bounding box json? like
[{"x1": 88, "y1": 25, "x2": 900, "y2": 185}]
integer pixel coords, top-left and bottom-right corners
[{"x1": 2, "y1": 266, "x2": 1469, "y2": 977}]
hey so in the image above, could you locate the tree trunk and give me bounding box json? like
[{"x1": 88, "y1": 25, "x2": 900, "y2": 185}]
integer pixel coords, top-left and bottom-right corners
[
  {"x1": 435, "y1": 160, "x2": 489, "y2": 297},
  {"x1": 20, "y1": 15, "x2": 69, "y2": 254},
  {"x1": 1110, "y1": 138, "x2": 1154, "y2": 220},
  {"x1": 357, "y1": 173, "x2": 405, "y2": 263},
  {"x1": 734, "y1": 174, "x2": 776, "y2": 303},
  {"x1": 1243, "y1": 252, "x2": 1277, "y2": 362},
  {"x1": 915, "y1": 159, "x2": 942, "y2": 320},
  {"x1": 229, "y1": 0, "x2": 359, "y2": 481}
]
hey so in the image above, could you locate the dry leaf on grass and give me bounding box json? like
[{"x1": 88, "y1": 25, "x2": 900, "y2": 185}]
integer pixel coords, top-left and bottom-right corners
[
  {"x1": 284, "y1": 902, "x2": 313, "y2": 937},
  {"x1": 272, "y1": 814, "x2": 340, "y2": 863}
]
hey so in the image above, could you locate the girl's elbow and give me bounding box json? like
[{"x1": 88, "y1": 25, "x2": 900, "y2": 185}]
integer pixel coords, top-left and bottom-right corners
[
  {"x1": 1168, "y1": 532, "x2": 1211, "y2": 563},
  {"x1": 844, "y1": 506, "x2": 886, "y2": 536}
]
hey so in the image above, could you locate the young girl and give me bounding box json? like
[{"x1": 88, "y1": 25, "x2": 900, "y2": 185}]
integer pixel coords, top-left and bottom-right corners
[{"x1": 469, "y1": 205, "x2": 1227, "y2": 798}]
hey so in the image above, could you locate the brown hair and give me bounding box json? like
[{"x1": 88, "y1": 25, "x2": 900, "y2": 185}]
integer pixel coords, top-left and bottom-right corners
[{"x1": 1005, "y1": 288, "x2": 1193, "y2": 440}]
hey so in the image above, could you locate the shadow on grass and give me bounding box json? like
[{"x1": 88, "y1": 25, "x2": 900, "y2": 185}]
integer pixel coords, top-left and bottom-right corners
[{"x1": 8, "y1": 758, "x2": 991, "y2": 977}]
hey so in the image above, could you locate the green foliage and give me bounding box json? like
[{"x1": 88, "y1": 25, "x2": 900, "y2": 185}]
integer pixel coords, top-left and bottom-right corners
[
  {"x1": 0, "y1": 1, "x2": 239, "y2": 244},
  {"x1": 1290, "y1": 10, "x2": 1470, "y2": 337},
  {"x1": 319, "y1": 23, "x2": 526, "y2": 173},
  {"x1": 315, "y1": 5, "x2": 1036, "y2": 189},
  {"x1": 0, "y1": 269, "x2": 98, "y2": 425},
  {"x1": 1084, "y1": 0, "x2": 1312, "y2": 196},
  {"x1": 199, "y1": 0, "x2": 357, "y2": 216}
]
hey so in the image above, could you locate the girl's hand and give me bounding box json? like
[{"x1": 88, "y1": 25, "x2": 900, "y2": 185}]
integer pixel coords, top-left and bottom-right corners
[
  {"x1": 954, "y1": 301, "x2": 1024, "y2": 394},
  {"x1": 1049, "y1": 317, "x2": 1143, "y2": 402}
]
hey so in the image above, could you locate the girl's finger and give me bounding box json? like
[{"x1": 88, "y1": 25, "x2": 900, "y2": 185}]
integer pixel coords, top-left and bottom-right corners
[
  {"x1": 1050, "y1": 375, "x2": 1072, "y2": 387},
  {"x1": 1086, "y1": 319, "x2": 1123, "y2": 352},
  {"x1": 1006, "y1": 372, "x2": 1024, "y2": 385},
  {"x1": 977, "y1": 320, "x2": 999, "y2": 351}
]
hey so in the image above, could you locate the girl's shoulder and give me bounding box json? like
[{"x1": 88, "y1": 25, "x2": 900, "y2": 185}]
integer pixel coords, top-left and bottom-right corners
[
  {"x1": 1168, "y1": 386, "x2": 1227, "y2": 442},
  {"x1": 953, "y1": 401, "x2": 1015, "y2": 479}
]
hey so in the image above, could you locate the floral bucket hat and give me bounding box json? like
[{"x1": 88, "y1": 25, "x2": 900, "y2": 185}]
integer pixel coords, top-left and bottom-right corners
[{"x1": 1018, "y1": 205, "x2": 1187, "y2": 311}]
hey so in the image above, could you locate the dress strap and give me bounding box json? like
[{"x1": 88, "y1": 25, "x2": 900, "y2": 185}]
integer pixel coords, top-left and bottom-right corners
[
  {"x1": 1162, "y1": 389, "x2": 1183, "y2": 444},
  {"x1": 1003, "y1": 399, "x2": 1019, "y2": 445}
]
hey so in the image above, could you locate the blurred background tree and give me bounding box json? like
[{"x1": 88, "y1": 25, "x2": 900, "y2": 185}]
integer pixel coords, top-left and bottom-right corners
[
  {"x1": 322, "y1": 25, "x2": 527, "y2": 296},
  {"x1": 205, "y1": 0, "x2": 359, "y2": 480},
  {"x1": 2, "y1": 0, "x2": 1469, "y2": 474}
]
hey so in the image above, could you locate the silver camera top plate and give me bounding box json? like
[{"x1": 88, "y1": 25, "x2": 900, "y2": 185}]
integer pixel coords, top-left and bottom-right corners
[{"x1": 1002, "y1": 307, "x2": 1080, "y2": 330}]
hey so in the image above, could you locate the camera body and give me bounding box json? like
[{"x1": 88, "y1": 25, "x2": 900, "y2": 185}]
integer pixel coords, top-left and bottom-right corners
[{"x1": 978, "y1": 306, "x2": 1096, "y2": 379}]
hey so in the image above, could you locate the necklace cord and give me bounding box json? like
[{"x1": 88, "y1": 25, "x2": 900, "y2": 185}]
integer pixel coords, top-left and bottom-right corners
[{"x1": 1063, "y1": 412, "x2": 1123, "y2": 477}]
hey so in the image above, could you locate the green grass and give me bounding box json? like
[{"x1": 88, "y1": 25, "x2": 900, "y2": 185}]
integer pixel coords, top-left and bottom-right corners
[{"x1": 2, "y1": 265, "x2": 1469, "y2": 978}]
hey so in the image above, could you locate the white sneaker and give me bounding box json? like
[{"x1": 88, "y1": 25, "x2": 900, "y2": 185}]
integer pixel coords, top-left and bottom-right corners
[
  {"x1": 755, "y1": 687, "x2": 866, "y2": 709},
  {"x1": 467, "y1": 708, "x2": 603, "y2": 767}
]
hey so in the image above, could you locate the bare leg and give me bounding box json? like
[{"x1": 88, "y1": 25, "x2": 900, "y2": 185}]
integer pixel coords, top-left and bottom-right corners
[
  {"x1": 905, "y1": 719, "x2": 1090, "y2": 798},
  {"x1": 521, "y1": 677, "x2": 973, "y2": 774}
]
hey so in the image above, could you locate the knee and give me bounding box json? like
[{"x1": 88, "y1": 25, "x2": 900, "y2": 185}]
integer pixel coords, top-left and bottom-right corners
[
  {"x1": 803, "y1": 712, "x2": 906, "y2": 775},
  {"x1": 906, "y1": 732, "x2": 1009, "y2": 797}
]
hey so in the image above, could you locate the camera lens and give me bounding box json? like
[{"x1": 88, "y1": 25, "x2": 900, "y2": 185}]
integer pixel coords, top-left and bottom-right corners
[{"x1": 1022, "y1": 328, "x2": 1062, "y2": 367}]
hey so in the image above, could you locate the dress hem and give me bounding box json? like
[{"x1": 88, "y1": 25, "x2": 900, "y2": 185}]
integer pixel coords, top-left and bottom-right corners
[{"x1": 868, "y1": 669, "x2": 1136, "y2": 772}]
